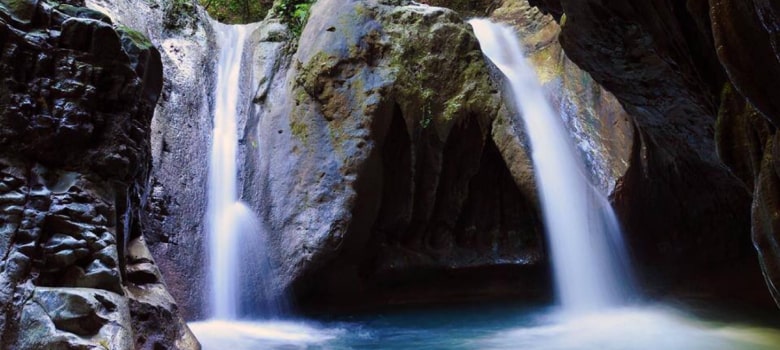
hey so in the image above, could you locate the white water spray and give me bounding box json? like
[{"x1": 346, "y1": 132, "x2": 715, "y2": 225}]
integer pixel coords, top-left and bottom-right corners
[
  {"x1": 469, "y1": 19, "x2": 632, "y2": 313},
  {"x1": 208, "y1": 22, "x2": 259, "y2": 320}
]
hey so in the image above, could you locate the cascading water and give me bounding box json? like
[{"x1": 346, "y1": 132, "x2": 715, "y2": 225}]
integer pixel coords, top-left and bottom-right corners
[
  {"x1": 191, "y1": 14, "x2": 780, "y2": 350},
  {"x1": 207, "y1": 22, "x2": 262, "y2": 320},
  {"x1": 469, "y1": 19, "x2": 632, "y2": 313}
]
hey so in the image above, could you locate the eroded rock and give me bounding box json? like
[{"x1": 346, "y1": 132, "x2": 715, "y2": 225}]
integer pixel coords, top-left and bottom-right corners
[
  {"x1": 0, "y1": 0, "x2": 197, "y2": 348},
  {"x1": 86, "y1": 0, "x2": 217, "y2": 320},
  {"x1": 247, "y1": 0, "x2": 547, "y2": 309},
  {"x1": 533, "y1": 0, "x2": 755, "y2": 292}
]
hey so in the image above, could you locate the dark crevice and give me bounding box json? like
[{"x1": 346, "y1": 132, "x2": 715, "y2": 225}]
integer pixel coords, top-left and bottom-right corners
[
  {"x1": 427, "y1": 116, "x2": 484, "y2": 251},
  {"x1": 406, "y1": 122, "x2": 442, "y2": 249},
  {"x1": 453, "y1": 136, "x2": 542, "y2": 258},
  {"x1": 374, "y1": 104, "x2": 413, "y2": 246}
]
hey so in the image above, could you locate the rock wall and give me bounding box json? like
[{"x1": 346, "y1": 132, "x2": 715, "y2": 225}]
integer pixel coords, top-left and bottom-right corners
[
  {"x1": 490, "y1": 0, "x2": 633, "y2": 196},
  {"x1": 531, "y1": 0, "x2": 777, "y2": 304},
  {"x1": 127, "y1": 0, "x2": 638, "y2": 314},
  {"x1": 86, "y1": 0, "x2": 217, "y2": 320},
  {"x1": 0, "y1": 0, "x2": 197, "y2": 348},
  {"x1": 244, "y1": 0, "x2": 548, "y2": 309},
  {"x1": 58, "y1": 0, "x2": 773, "y2": 320},
  {"x1": 240, "y1": 0, "x2": 639, "y2": 310},
  {"x1": 709, "y1": 0, "x2": 780, "y2": 306}
]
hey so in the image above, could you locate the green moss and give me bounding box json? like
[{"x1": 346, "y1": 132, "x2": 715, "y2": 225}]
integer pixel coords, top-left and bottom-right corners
[
  {"x1": 294, "y1": 87, "x2": 309, "y2": 106},
  {"x1": 1, "y1": 0, "x2": 36, "y2": 22},
  {"x1": 297, "y1": 51, "x2": 336, "y2": 96},
  {"x1": 55, "y1": 4, "x2": 112, "y2": 22},
  {"x1": 290, "y1": 119, "x2": 309, "y2": 142},
  {"x1": 272, "y1": 0, "x2": 316, "y2": 38},
  {"x1": 443, "y1": 95, "x2": 464, "y2": 122},
  {"x1": 416, "y1": 0, "x2": 494, "y2": 16},
  {"x1": 383, "y1": 12, "x2": 498, "y2": 131},
  {"x1": 117, "y1": 25, "x2": 153, "y2": 50},
  {"x1": 327, "y1": 123, "x2": 346, "y2": 157},
  {"x1": 204, "y1": 0, "x2": 272, "y2": 24}
]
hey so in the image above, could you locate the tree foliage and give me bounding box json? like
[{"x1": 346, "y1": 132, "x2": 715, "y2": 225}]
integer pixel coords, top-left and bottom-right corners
[
  {"x1": 203, "y1": 0, "x2": 273, "y2": 23},
  {"x1": 272, "y1": 0, "x2": 315, "y2": 37}
]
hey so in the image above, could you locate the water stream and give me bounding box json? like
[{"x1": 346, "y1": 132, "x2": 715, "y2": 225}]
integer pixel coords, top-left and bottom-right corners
[
  {"x1": 469, "y1": 18, "x2": 632, "y2": 313},
  {"x1": 207, "y1": 21, "x2": 264, "y2": 320}
]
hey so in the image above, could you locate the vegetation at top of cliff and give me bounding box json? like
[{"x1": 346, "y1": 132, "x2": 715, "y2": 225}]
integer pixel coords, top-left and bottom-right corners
[
  {"x1": 272, "y1": 0, "x2": 316, "y2": 37},
  {"x1": 199, "y1": 0, "x2": 315, "y2": 28},
  {"x1": 417, "y1": 0, "x2": 498, "y2": 17},
  {"x1": 203, "y1": 0, "x2": 273, "y2": 23}
]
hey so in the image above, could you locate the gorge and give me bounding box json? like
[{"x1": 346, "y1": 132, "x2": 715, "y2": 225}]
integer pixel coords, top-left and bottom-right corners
[{"x1": 2, "y1": 0, "x2": 780, "y2": 349}]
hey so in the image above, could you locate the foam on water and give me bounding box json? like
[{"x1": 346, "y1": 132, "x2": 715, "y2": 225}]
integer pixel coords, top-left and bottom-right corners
[
  {"x1": 474, "y1": 307, "x2": 780, "y2": 350},
  {"x1": 189, "y1": 320, "x2": 340, "y2": 350}
]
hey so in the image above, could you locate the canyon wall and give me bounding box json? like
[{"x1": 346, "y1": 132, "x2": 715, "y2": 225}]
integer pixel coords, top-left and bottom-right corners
[{"x1": 0, "y1": 0, "x2": 197, "y2": 348}]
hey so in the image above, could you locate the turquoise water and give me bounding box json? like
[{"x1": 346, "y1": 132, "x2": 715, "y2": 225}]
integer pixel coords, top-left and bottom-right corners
[{"x1": 189, "y1": 302, "x2": 780, "y2": 350}]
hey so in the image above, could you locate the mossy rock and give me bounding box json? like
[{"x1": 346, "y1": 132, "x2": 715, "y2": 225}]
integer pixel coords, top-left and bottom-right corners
[
  {"x1": 55, "y1": 3, "x2": 112, "y2": 23},
  {"x1": 0, "y1": 0, "x2": 38, "y2": 23},
  {"x1": 117, "y1": 24, "x2": 153, "y2": 49}
]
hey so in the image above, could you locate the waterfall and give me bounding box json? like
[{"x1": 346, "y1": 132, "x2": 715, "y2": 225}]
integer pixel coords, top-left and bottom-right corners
[
  {"x1": 469, "y1": 19, "x2": 633, "y2": 313},
  {"x1": 207, "y1": 22, "x2": 268, "y2": 320}
]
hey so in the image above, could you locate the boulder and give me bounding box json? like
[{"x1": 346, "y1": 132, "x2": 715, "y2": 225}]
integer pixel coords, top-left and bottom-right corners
[{"x1": 249, "y1": 0, "x2": 581, "y2": 309}]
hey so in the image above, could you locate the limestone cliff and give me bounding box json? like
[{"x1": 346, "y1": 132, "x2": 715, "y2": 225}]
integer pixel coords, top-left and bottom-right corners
[{"x1": 0, "y1": 0, "x2": 197, "y2": 348}]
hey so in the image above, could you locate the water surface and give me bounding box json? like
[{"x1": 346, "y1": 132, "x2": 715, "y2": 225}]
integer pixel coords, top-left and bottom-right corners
[{"x1": 190, "y1": 302, "x2": 780, "y2": 350}]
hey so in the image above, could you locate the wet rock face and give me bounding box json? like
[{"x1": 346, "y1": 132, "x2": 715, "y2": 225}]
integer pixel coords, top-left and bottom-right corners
[
  {"x1": 416, "y1": 0, "x2": 499, "y2": 17},
  {"x1": 85, "y1": 0, "x2": 218, "y2": 320},
  {"x1": 711, "y1": 0, "x2": 780, "y2": 127},
  {"x1": 530, "y1": 0, "x2": 754, "y2": 288},
  {"x1": 490, "y1": 0, "x2": 633, "y2": 195},
  {"x1": 0, "y1": 1, "x2": 196, "y2": 348},
  {"x1": 527, "y1": 0, "x2": 780, "y2": 304},
  {"x1": 250, "y1": 0, "x2": 549, "y2": 308},
  {"x1": 708, "y1": 0, "x2": 780, "y2": 306}
]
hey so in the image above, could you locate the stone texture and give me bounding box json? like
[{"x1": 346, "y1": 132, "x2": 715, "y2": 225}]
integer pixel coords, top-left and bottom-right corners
[
  {"x1": 417, "y1": 0, "x2": 500, "y2": 17},
  {"x1": 715, "y1": 83, "x2": 772, "y2": 191},
  {"x1": 14, "y1": 287, "x2": 133, "y2": 350},
  {"x1": 246, "y1": 0, "x2": 549, "y2": 309},
  {"x1": 86, "y1": 0, "x2": 217, "y2": 320},
  {"x1": 490, "y1": 0, "x2": 633, "y2": 195},
  {"x1": 177, "y1": 0, "x2": 639, "y2": 312},
  {"x1": 525, "y1": 0, "x2": 780, "y2": 306},
  {"x1": 711, "y1": 0, "x2": 780, "y2": 127},
  {"x1": 708, "y1": 0, "x2": 780, "y2": 306},
  {"x1": 0, "y1": 0, "x2": 197, "y2": 348},
  {"x1": 66, "y1": 0, "x2": 777, "y2": 318},
  {"x1": 531, "y1": 0, "x2": 755, "y2": 290}
]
